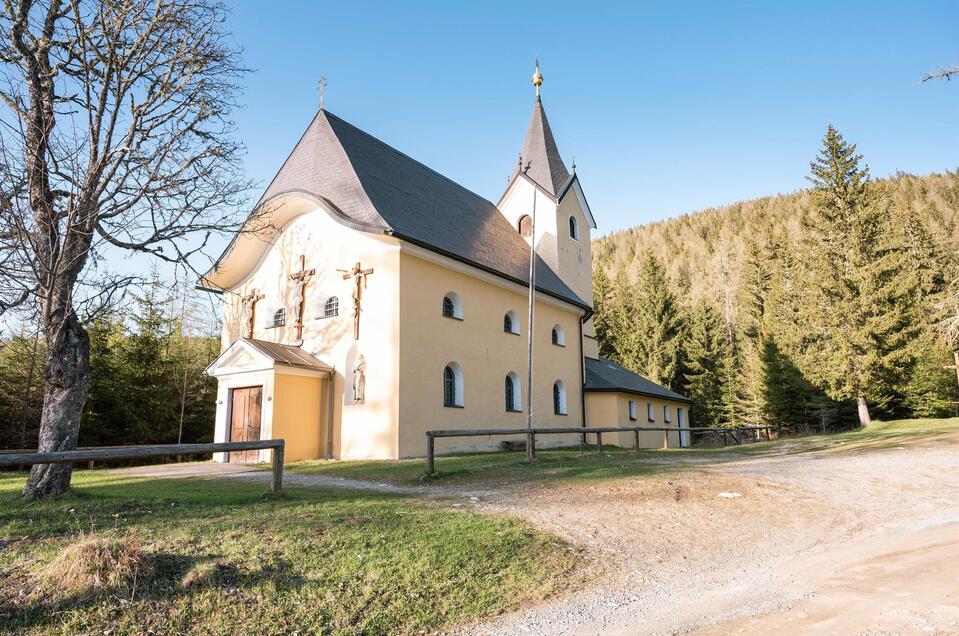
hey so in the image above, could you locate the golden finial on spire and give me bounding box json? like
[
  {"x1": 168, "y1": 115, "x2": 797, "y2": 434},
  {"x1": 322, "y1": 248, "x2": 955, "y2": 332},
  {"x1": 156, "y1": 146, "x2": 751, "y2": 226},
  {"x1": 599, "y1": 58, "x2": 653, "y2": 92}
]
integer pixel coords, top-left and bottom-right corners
[{"x1": 532, "y1": 59, "x2": 543, "y2": 99}]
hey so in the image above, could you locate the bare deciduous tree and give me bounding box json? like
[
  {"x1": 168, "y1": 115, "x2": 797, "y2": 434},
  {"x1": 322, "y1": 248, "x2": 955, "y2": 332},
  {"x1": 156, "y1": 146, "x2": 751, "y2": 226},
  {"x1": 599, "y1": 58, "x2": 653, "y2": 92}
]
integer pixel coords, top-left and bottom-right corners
[
  {"x1": 0, "y1": 0, "x2": 260, "y2": 498},
  {"x1": 921, "y1": 62, "x2": 959, "y2": 83}
]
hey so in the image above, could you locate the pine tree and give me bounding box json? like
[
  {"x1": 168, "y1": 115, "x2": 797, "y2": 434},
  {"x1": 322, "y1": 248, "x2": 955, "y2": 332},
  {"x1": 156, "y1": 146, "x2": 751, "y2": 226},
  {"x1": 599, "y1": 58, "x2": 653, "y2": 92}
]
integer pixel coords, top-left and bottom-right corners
[{"x1": 803, "y1": 125, "x2": 920, "y2": 426}]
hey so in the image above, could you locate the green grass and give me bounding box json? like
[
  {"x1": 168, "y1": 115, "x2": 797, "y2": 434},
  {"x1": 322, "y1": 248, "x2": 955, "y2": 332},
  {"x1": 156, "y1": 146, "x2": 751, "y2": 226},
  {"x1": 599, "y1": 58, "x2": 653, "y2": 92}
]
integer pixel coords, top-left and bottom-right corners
[
  {"x1": 0, "y1": 471, "x2": 580, "y2": 635},
  {"x1": 288, "y1": 417, "x2": 959, "y2": 487},
  {"x1": 288, "y1": 445, "x2": 685, "y2": 488}
]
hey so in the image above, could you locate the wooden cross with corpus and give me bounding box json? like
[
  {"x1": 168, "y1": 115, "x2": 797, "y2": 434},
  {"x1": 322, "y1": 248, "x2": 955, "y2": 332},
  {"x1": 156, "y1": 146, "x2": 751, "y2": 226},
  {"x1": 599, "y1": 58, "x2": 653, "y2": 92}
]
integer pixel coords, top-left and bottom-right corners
[
  {"x1": 241, "y1": 288, "x2": 265, "y2": 339},
  {"x1": 289, "y1": 255, "x2": 315, "y2": 343},
  {"x1": 338, "y1": 261, "x2": 374, "y2": 340}
]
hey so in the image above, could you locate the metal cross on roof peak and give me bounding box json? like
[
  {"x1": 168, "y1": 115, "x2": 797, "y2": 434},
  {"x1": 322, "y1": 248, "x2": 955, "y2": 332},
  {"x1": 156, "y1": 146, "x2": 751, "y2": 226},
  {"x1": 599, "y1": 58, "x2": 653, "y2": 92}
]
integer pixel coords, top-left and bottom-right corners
[{"x1": 317, "y1": 76, "x2": 327, "y2": 110}]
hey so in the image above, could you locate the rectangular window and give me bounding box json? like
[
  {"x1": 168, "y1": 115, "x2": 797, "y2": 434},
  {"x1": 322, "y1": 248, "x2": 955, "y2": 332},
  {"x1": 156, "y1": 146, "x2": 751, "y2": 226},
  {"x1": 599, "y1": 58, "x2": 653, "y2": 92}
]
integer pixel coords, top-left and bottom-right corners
[
  {"x1": 664, "y1": 405, "x2": 671, "y2": 423},
  {"x1": 628, "y1": 400, "x2": 637, "y2": 421},
  {"x1": 647, "y1": 402, "x2": 654, "y2": 422}
]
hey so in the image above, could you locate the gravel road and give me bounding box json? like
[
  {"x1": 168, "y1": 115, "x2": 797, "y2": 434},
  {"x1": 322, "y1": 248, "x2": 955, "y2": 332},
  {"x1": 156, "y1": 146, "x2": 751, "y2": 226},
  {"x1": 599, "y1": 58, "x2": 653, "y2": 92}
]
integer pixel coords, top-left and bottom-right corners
[{"x1": 457, "y1": 437, "x2": 959, "y2": 635}]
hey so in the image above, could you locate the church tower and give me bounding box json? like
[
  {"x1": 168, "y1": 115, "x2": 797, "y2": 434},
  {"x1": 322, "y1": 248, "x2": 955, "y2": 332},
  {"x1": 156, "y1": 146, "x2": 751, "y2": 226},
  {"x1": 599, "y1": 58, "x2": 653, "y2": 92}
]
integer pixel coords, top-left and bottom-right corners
[{"x1": 497, "y1": 63, "x2": 599, "y2": 356}]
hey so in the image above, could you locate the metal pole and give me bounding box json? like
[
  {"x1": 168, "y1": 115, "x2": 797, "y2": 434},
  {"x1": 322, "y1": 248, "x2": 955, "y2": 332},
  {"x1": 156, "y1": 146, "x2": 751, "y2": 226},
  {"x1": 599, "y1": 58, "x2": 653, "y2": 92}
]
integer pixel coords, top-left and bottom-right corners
[{"x1": 525, "y1": 175, "x2": 537, "y2": 463}]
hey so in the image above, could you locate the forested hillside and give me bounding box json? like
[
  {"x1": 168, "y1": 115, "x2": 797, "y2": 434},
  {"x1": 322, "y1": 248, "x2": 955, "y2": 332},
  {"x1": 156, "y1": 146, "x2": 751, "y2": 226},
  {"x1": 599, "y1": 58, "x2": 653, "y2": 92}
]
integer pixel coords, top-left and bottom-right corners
[
  {"x1": 593, "y1": 133, "x2": 958, "y2": 433},
  {"x1": 0, "y1": 273, "x2": 219, "y2": 451}
]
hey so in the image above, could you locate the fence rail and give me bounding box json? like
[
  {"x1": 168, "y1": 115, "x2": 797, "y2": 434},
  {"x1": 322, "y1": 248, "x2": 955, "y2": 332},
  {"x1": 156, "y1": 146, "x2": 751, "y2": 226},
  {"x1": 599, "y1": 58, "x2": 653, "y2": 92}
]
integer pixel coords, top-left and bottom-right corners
[
  {"x1": 425, "y1": 426, "x2": 777, "y2": 475},
  {"x1": 0, "y1": 440, "x2": 286, "y2": 493}
]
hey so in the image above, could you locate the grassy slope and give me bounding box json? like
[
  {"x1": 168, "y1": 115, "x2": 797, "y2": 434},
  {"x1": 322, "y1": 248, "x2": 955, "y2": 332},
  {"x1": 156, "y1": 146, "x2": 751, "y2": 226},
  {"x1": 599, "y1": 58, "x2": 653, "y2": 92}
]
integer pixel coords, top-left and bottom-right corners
[
  {"x1": 0, "y1": 473, "x2": 579, "y2": 635},
  {"x1": 287, "y1": 417, "x2": 959, "y2": 487}
]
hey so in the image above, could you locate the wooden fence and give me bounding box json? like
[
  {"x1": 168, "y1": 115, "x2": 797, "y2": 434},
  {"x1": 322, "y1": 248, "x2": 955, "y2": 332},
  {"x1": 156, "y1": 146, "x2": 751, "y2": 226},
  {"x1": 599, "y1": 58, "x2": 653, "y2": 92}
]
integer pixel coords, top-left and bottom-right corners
[
  {"x1": 0, "y1": 439, "x2": 286, "y2": 493},
  {"x1": 425, "y1": 425, "x2": 777, "y2": 475}
]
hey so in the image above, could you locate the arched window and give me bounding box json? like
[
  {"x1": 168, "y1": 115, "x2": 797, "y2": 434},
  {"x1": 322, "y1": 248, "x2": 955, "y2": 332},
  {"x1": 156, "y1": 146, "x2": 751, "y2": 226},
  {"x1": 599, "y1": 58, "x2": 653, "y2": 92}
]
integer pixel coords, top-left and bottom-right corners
[
  {"x1": 553, "y1": 380, "x2": 567, "y2": 415},
  {"x1": 443, "y1": 362, "x2": 464, "y2": 407},
  {"x1": 518, "y1": 214, "x2": 533, "y2": 238},
  {"x1": 505, "y1": 372, "x2": 521, "y2": 412},
  {"x1": 272, "y1": 308, "x2": 286, "y2": 328},
  {"x1": 442, "y1": 293, "x2": 462, "y2": 319},
  {"x1": 569, "y1": 216, "x2": 579, "y2": 240},
  {"x1": 551, "y1": 324, "x2": 565, "y2": 346},
  {"x1": 323, "y1": 296, "x2": 339, "y2": 318},
  {"x1": 503, "y1": 310, "x2": 519, "y2": 334}
]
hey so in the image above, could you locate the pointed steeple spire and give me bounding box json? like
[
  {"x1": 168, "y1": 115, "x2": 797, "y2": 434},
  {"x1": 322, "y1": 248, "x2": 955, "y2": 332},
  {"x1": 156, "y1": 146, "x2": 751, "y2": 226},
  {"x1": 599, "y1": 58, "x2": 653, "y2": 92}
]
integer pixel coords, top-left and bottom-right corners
[{"x1": 518, "y1": 61, "x2": 570, "y2": 196}]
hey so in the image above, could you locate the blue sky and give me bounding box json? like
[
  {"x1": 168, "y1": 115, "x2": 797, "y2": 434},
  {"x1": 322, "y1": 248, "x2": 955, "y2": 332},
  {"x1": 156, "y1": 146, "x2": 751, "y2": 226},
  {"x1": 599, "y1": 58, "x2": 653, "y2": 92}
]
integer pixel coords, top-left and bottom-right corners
[{"x1": 227, "y1": 0, "x2": 957, "y2": 240}]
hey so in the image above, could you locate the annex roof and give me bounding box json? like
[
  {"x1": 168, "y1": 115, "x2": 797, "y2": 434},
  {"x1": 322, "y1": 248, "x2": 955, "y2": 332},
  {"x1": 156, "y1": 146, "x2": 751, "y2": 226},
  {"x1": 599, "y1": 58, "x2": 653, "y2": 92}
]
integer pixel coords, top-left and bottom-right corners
[{"x1": 584, "y1": 357, "x2": 692, "y2": 403}]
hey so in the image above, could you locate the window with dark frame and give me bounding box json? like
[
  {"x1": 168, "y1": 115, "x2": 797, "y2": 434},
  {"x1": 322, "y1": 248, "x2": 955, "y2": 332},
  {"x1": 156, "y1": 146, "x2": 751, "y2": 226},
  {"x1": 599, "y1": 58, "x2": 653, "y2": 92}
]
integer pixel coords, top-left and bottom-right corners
[
  {"x1": 443, "y1": 366, "x2": 456, "y2": 407},
  {"x1": 503, "y1": 313, "x2": 513, "y2": 333},
  {"x1": 505, "y1": 375, "x2": 516, "y2": 412},
  {"x1": 569, "y1": 216, "x2": 579, "y2": 240},
  {"x1": 442, "y1": 296, "x2": 455, "y2": 318}
]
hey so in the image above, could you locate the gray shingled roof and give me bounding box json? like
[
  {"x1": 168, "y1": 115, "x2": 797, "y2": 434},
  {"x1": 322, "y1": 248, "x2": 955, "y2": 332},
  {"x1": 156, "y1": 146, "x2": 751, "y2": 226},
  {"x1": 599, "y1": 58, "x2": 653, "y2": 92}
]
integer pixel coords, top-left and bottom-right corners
[
  {"x1": 519, "y1": 98, "x2": 571, "y2": 196},
  {"x1": 244, "y1": 338, "x2": 333, "y2": 372},
  {"x1": 584, "y1": 357, "x2": 692, "y2": 403},
  {"x1": 248, "y1": 110, "x2": 588, "y2": 310}
]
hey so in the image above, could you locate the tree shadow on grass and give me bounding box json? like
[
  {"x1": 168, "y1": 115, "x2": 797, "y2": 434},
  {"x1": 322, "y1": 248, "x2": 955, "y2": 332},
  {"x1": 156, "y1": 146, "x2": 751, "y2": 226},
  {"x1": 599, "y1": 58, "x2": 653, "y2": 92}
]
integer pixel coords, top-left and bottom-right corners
[{"x1": 1, "y1": 550, "x2": 306, "y2": 634}]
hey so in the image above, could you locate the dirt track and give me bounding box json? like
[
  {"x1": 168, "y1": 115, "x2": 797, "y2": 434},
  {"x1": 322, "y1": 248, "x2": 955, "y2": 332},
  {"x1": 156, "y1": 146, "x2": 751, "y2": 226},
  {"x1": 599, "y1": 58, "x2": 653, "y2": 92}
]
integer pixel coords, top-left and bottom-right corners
[{"x1": 461, "y1": 437, "x2": 959, "y2": 635}]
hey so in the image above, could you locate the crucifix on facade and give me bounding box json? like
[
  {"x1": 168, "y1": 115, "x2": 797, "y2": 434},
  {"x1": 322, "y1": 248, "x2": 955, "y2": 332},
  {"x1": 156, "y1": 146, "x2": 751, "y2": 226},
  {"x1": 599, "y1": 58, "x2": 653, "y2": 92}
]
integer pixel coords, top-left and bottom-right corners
[
  {"x1": 241, "y1": 288, "x2": 265, "y2": 339},
  {"x1": 289, "y1": 255, "x2": 315, "y2": 344},
  {"x1": 338, "y1": 261, "x2": 374, "y2": 340}
]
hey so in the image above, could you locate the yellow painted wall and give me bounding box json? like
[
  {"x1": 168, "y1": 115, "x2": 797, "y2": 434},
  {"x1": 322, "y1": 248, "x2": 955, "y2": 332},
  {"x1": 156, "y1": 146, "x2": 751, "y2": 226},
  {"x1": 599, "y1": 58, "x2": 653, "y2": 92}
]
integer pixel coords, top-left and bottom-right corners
[
  {"x1": 271, "y1": 372, "x2": 326, "y2": 462},
  {"x1": 584, "y1": 392, "x2": 690, "y2": 448},
  {"x1": 397, "y1": 250, "x2": 587, "y2": 457}
]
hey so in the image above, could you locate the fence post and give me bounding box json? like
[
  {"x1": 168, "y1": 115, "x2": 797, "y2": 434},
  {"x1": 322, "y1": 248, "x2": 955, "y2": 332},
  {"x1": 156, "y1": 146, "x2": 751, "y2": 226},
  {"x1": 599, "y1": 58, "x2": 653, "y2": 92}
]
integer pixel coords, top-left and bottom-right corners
[
  {"x1": 633, "y1": 429, "x2": 640, "y2": 454},
  {"x1": 596, "y1": 431, "x2": 603, "y2": 455},
  {"x1": 529, "y1": 432, "x2": 536, "y2": 458},
  {"x1": 271, "y1": 444, "x2": 284, "y2": 494},
  {"x1": 722, "y1": 430, "x2": 728, "y2": 447},
  {"x1": 663, "y1": 429, "x2": 669, "y2": 449},
  {"x1": 426, "y1": 434, "x2": 435, "y2": 475}
]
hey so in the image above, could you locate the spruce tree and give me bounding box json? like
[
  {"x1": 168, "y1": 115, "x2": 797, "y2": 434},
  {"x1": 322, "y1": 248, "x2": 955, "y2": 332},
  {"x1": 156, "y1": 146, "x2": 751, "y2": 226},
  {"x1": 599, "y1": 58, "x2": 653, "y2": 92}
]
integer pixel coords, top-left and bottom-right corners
[
  {"x1": 616, "y1": 255, "x2": 686, "y2": 389},
  {"x1": 803, "y1": 125, "x2": 920, "y2": 426},
  {"x1": 682, "y1": 301, "x2": 730, "y2": 427}
]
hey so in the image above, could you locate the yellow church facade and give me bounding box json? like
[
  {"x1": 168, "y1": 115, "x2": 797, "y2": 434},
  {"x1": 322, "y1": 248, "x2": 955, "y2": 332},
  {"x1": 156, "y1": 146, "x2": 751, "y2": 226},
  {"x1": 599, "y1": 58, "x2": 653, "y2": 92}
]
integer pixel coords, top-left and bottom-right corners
[{"x1": 201, "y1": 70, "x2": 692, "y2": 462}]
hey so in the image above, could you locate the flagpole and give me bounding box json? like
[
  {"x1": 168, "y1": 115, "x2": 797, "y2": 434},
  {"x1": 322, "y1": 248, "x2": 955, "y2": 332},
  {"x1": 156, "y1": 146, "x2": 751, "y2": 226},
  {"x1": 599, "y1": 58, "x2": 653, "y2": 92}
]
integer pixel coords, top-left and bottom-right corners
[{"x1": 525, "y1": 172, "x2": 537, "y2": 462}]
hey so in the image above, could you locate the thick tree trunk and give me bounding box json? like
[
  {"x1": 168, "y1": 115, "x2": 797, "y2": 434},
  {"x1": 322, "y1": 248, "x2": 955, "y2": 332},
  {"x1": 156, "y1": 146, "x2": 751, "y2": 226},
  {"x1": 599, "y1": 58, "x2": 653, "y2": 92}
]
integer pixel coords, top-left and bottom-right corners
[
  {"x1": 22, "y1": 309, "x2": 90, "y2": 499},
  {"x1": 856, "y1": 393, "x2": 872, "y2": 427}
]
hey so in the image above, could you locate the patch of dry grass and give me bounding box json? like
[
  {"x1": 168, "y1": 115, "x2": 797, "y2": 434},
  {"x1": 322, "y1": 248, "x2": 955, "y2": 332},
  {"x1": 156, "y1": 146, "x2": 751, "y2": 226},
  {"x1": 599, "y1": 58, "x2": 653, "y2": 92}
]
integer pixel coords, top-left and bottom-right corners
[{"x1": 40, "y1": 530, "x2": 148, "y2": 599}]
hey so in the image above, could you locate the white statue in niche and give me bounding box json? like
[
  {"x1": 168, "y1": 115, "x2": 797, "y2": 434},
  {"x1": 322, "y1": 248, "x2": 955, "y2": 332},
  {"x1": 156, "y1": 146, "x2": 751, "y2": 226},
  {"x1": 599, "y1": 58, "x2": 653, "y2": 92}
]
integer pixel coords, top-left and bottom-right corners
[{"x1": 352, "y1": 354, "x2": 366, "y2": 403}]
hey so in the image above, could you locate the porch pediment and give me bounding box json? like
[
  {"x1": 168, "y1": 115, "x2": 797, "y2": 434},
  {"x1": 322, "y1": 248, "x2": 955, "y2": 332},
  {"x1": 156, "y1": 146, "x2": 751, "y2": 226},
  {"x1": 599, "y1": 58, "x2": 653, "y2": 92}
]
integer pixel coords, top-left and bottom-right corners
[{"x1": 206, "y1": 337, "x2": 333, "y2": 378}]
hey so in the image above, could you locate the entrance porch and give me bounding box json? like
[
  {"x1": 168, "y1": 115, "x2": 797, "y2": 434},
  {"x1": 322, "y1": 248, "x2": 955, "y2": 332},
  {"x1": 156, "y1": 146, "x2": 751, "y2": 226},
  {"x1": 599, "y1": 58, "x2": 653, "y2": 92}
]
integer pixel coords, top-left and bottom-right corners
[{"x1": 206, "y1": 338, "x2": 334, "y2": 463}]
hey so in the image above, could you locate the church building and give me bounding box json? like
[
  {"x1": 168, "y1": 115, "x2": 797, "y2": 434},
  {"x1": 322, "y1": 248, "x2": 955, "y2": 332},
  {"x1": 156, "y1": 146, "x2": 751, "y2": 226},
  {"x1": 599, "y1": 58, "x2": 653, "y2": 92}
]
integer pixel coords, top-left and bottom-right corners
[{"x1": 200, "y1": 66, "x2": 692, "y2": 462}]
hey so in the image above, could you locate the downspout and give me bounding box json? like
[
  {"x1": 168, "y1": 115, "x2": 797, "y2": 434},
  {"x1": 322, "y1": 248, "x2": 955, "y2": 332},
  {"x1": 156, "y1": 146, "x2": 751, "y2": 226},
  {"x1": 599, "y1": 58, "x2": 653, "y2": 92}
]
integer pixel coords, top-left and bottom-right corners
[
  {"x1": 326, "y1": 367, "x2": 336, "y2": 458},
  {"x1": 579, "y1": 308, "x2": 593, "y2": 443}
]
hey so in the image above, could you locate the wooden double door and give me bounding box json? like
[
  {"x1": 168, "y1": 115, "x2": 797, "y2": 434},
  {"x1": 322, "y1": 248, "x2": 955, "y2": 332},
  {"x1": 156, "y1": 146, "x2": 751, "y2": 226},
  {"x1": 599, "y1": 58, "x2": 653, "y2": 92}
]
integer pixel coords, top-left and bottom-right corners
[{"x1": 229, "y1": 386, "x2": 263, "y2": 463}]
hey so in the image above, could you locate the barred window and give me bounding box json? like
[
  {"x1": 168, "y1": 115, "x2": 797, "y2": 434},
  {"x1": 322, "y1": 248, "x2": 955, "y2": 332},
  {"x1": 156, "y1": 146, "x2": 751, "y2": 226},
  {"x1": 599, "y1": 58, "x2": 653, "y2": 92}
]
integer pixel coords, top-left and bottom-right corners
[
  {"x1": 272, "y1": 308, "x2": 286, "y2": 328},
  {"x1": 323, "y1": 296, "x2": 339, "y2": 318}
]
